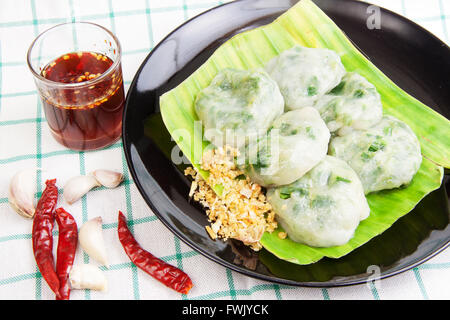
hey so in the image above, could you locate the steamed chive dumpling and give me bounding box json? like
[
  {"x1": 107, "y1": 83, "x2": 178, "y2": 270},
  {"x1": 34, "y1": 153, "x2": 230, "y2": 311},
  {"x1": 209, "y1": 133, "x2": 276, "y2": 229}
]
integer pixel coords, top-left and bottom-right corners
[
  {"x1": 329, "y1": 115, "x2": 422, "y2": 194},
  {"x1": 194, "y1": 68, "x2": 284, "y2": 148},
  {"x1": 314, "y1": 72, "x2": 383, "y2": 135},
  {"x1": 239, "y1": 107, "x2": 330, "y2": 187},
  {"x1": 267, "y1": 156, "x2": 370, "y2": 247},
  {"x1": 265, "y1": 45, "x2": 346, "y2": 110}
]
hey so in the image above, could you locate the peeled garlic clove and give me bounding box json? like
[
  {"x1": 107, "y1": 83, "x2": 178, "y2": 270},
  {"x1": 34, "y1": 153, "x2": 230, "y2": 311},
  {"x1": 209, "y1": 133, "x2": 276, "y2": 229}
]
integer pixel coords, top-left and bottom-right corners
[
  {"x1": 79, "y1": 217, "x2": 109, "y2": 267},
  {"x1": 92, "y1": 169, "x2": 123, "y2": 188},
  {"x1": 8, "y1": 169, "x2": 38, "y2": 219},
  {"x1": 69, "y1": 264, "x2": 107, "y2": 291},
  {"x1": 63, "y1": 175, "x2": 100, "y2": 205}
]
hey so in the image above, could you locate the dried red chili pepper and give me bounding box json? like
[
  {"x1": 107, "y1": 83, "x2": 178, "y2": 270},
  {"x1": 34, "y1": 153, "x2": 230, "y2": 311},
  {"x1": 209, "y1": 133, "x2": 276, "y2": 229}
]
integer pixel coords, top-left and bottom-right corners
[
  {"x1": 55, "y1": 207, "x2": 78, "y2": 300},
  {"x1": 32, "y1": 179, "x2": 59, "y2": 294},
  {"x1": 117, "y1": 211, "x2": 193, "y2": 294}
]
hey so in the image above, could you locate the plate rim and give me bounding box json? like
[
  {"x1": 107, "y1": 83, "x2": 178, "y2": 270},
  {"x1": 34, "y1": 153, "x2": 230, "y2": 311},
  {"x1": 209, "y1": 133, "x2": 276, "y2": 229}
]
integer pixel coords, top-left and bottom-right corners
[{"x1": 122, "y1": 0, "x2": 450, "y2": 288}]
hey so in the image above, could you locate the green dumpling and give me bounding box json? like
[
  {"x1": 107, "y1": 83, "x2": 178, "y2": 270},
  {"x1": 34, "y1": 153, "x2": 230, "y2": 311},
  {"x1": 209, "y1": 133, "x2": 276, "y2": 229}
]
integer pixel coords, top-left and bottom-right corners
[
  {"x1": 195, "y1": 68, "x2": 284, "y2": 148},
  {"x1": 266, "y1": 45, "x2": 346, "y2": 110},
  {"x1": 239, "y1": 107, "x2": 330, "y2": 187},
  {"x1": 267, "y1": 156, "x2": 369, "y2": 247},
  {"x1": 314, "y1": 72, "x2": 383, "y2": 136},
  {"x1": 329, "y1": 115, "x2": 422, "y2": 194}
]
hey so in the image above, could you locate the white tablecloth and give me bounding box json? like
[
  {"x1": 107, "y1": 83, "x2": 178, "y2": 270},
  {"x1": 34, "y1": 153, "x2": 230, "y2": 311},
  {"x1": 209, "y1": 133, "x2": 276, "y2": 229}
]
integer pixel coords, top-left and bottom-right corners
[{"x1": 0, "y1": 0, "x2": 448, "y2": 299}]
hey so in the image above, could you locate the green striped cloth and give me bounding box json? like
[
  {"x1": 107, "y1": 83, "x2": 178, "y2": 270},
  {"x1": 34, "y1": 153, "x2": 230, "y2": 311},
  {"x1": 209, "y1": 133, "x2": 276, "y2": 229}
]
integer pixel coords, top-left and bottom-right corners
[{"x1": 0, "y1": 0, "x2": 448, "y2": 300}]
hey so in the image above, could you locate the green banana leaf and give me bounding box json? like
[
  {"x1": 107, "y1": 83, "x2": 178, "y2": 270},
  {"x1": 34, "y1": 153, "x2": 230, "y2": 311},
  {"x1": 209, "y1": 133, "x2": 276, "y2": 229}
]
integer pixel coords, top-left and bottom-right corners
[{"x1": 160, "y1": 0, "x2": 448, "y2": 264}]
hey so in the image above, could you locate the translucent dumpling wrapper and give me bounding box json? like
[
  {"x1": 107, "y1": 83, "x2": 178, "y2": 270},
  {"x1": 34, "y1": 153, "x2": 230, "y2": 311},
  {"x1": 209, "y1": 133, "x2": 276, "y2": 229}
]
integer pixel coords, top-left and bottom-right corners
[
  {"x1": 329, "y1": 115, "x2": 422, "y2": 194},
  {"x1": 267, "y1": 156, "x2": 370, "y2": 247},
  {"x1": 265, "y1": 45, "x2": 346, "y2": 110},
  {"x1": 314, "y1": 72, "x2": 383, "y2": 136},
  {"x1": 195, "y1": 68, "x2": 284, "y2": 148},
  {"x1": 239, "y1": 107, "x2": 330, "y2": 187}
]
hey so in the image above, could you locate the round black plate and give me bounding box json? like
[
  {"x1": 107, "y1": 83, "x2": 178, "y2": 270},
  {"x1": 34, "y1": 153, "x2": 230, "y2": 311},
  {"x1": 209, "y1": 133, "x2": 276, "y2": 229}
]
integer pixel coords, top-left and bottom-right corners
[{"x1": 122, "y1": 0, "x2": 450, "y2": 287}]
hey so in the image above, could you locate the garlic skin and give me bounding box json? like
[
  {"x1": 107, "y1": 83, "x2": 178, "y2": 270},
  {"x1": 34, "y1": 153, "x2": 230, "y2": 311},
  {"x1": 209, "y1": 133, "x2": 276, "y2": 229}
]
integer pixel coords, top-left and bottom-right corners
[
  {"x1": 63, "y1": 175, "x2": 100, "y2": 205},
  {"x1": 69, "y1": 264, "x2": 108, "y2": 291},
  {"x1": 79, "y1": 217, "x2": 109, "y2": 267},
  {"x1": 8, "y1": 169, "x2": 38, "y2": 219},
  {"x1": 92, "y1": 170, "x2": 123, "y2": 188}
]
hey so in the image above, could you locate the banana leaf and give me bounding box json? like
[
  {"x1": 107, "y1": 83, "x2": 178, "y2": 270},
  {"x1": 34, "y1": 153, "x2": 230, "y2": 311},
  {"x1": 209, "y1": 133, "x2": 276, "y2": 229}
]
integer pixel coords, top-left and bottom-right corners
[{"x1": 160, "y1": 0, "x2": 448, "y2": 264}]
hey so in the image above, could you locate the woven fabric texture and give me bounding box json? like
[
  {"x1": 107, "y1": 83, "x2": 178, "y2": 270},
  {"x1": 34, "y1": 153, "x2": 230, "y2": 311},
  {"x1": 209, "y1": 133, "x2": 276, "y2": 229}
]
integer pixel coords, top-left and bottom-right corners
[{"x1": 0, "y1": 0, "x2": 448, "y2": 300}]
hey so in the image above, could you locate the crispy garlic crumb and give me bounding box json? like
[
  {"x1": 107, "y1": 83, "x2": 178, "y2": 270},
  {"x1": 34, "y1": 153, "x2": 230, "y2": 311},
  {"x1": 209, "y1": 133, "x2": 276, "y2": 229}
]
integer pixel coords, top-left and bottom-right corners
[
  {"x1": 185, "y1": 146, "x2": 277, "y2": 251},
  {"x1": 277, "y1": 232, "x2": 287, "y2": 240}
]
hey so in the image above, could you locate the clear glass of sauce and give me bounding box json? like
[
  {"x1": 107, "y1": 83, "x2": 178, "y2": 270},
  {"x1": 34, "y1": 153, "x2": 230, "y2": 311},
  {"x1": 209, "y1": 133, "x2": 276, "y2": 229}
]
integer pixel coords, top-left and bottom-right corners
[{"x1": 27, "y1": 22, "x2": 124, "y2": 151}]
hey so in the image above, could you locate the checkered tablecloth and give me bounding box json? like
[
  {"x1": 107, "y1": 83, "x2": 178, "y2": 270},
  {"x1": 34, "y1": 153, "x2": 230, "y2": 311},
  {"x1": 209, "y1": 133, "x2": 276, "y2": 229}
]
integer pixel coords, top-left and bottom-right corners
[{"x1": 0, "y1": 0, "x2": 448, "y2": 300}]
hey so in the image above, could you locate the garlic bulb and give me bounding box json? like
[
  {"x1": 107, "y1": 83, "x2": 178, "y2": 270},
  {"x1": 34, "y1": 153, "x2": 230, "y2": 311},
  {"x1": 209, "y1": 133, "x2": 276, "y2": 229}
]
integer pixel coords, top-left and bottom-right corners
[{"x1": 79, "y1": 217, "x2": 109, "y2": 267}]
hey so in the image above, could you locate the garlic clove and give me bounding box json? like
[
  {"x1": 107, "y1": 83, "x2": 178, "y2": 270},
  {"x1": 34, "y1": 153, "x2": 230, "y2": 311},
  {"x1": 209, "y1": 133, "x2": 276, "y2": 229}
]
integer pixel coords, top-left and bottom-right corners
[
  {"x1": 69, "y1": 264, "x2": 107, "y2": 292},
  {"x1": 8, "y1": 169, "x2": 38, "y2": 219},
  {"x1": 63, "y1": 175, "x2": 100, "y2": 205},
  {"x1": 79, "y1": 217, "x2": 109, "y2": 267},
  {"x1": 92, "y1": 169, "x2": 124, "y2": 188}
]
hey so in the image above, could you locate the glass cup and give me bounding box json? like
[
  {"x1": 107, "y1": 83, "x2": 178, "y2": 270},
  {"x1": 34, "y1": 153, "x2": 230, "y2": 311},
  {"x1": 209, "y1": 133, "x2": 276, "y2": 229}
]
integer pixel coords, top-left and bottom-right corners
[{"x1": 27, "y1": 22, "x2": 125, "y2": 151}]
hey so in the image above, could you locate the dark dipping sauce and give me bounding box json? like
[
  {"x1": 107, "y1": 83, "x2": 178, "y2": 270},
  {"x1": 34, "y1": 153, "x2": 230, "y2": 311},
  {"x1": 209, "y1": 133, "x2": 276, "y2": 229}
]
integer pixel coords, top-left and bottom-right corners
[{"x1": 41, "y1": 51, "x2": 124, "y2": 150}]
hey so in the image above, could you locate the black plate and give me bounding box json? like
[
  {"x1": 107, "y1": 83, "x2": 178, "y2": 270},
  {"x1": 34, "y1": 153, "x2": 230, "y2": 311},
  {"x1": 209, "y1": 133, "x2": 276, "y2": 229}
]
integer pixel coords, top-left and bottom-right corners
[{"x1": 122, "y1": 0, "x2": 450, "y2": 287}]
